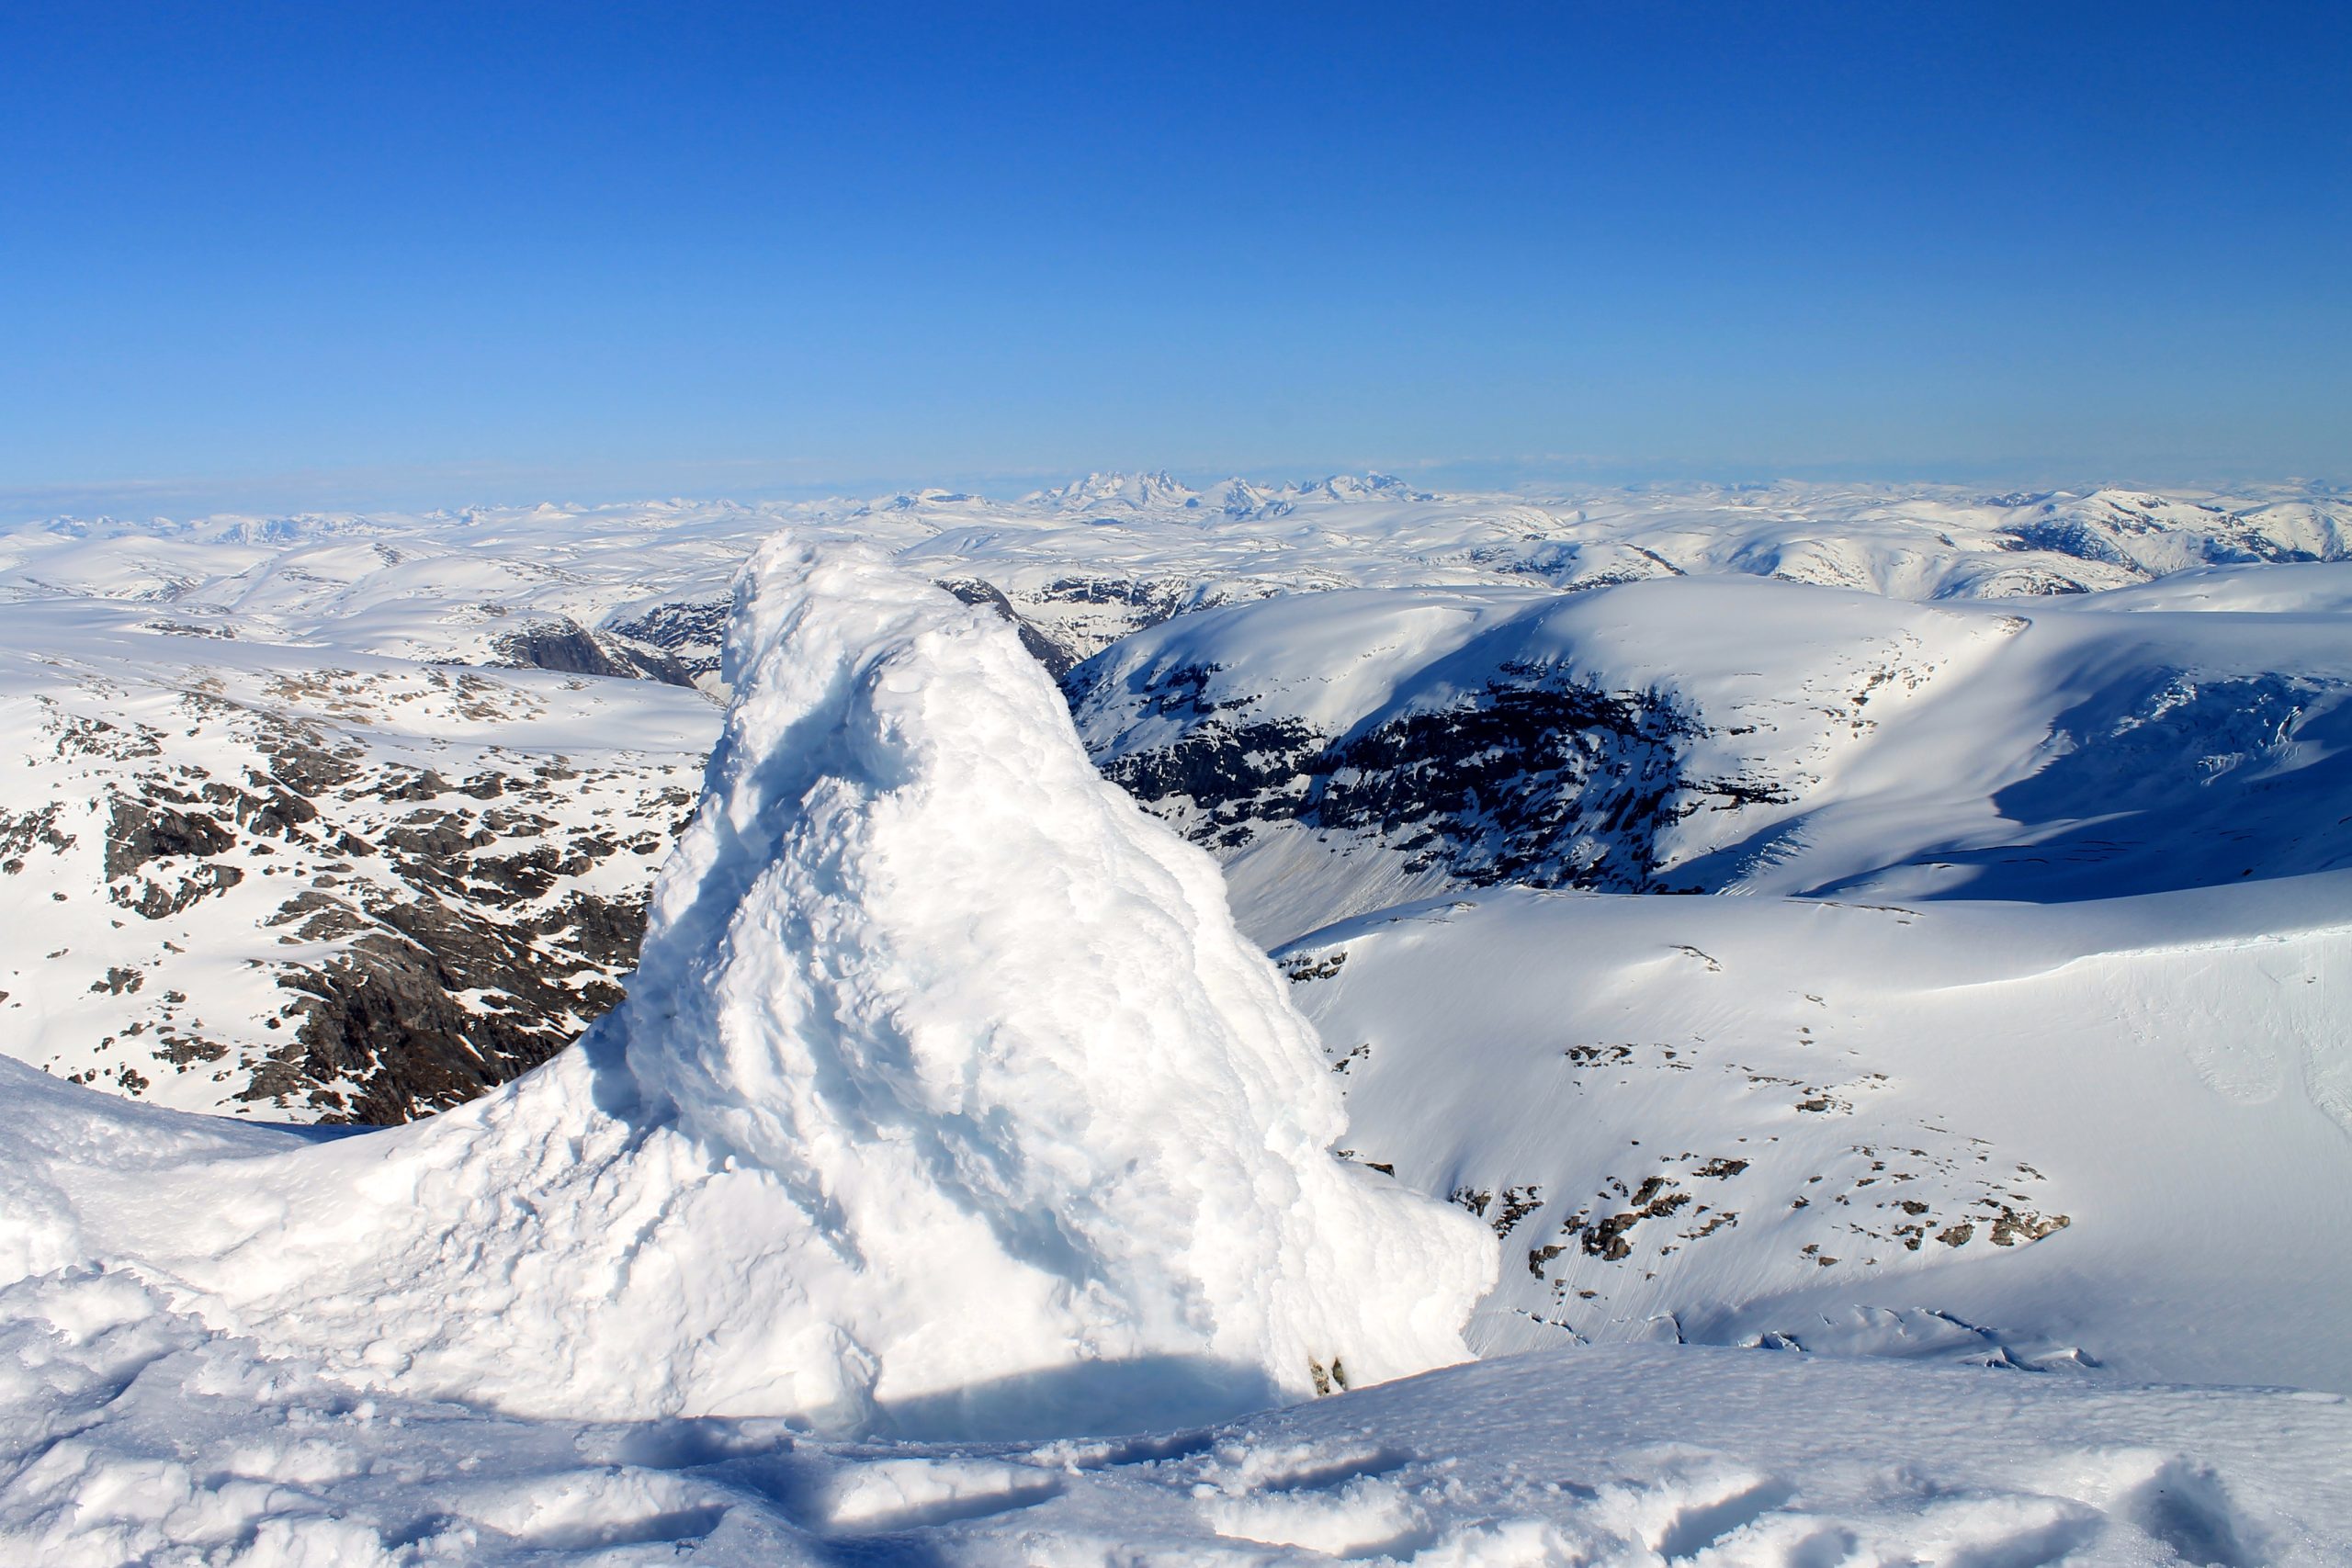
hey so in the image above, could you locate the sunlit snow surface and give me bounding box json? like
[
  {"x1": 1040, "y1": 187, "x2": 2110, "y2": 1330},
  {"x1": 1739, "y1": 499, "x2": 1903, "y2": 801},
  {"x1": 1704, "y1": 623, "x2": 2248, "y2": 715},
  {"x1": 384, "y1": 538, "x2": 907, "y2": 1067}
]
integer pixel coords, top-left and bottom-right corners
[
  {"x1": 7, "y1": 1264, "x2": 2347, "y2": 1564},
  {"x1": 0, "y1": 542, "x2": 1487, "y2": 1441},
  {"x1": 4, "y1": 480, "x2": 2351, "y2": 1562},
  {"x1": 1277, "y1": 875, "x2": 2352, "y2": 1391}
]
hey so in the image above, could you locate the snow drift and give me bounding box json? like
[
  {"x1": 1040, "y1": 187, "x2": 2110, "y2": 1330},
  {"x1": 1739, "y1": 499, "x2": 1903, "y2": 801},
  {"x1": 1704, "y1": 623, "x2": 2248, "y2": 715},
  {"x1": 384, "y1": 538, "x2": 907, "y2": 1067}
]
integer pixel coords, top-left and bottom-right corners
[{"x1": 3, "y1": 536, "x2": 1490, "y2": 1437}]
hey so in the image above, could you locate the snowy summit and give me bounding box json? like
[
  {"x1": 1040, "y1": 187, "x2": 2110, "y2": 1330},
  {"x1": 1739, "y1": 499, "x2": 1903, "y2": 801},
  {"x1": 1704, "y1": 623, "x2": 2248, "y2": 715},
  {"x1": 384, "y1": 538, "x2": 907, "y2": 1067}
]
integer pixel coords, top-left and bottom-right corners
[{"x1": 1, "y1": 538, "x2": 1490, "y2": 1441}]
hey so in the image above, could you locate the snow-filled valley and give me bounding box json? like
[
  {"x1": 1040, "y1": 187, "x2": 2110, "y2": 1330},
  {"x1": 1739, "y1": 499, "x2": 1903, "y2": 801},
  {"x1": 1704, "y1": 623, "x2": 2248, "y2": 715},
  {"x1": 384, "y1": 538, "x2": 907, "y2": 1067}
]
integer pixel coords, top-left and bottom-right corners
[{"x1": 2, "y1": 475, "x2": 2349, "y2": 1563}]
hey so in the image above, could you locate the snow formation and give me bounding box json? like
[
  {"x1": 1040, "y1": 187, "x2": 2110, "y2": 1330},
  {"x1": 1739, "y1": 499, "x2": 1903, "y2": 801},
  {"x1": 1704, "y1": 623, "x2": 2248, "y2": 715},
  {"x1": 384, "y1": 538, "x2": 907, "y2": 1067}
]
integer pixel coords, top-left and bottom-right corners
[{"x1": 2, "y1": 536, "x2": 1490, "y2": 1438}]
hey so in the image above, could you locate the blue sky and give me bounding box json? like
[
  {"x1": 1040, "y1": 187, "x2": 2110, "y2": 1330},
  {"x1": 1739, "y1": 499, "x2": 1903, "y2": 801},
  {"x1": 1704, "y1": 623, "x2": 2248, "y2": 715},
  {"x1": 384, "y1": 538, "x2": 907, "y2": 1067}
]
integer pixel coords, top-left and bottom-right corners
[{"x1": 3, "y1": 2, "x2": 2346, "y2": 513}]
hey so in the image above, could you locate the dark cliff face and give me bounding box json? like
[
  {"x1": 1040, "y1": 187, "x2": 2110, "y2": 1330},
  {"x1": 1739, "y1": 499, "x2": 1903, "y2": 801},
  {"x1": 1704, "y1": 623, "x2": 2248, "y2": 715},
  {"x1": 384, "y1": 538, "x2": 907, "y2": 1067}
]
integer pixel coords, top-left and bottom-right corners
[
  {"x1": 492, "y1": 619, "x2": 701, "y2": 688},
  {"x1": 273, "y1": 886, "x2": 649, "y2": 1125},
  {"x1": 933, "y1": 579, "x2": 1083, "y2": 678},
  {"x1": 1070, "y1": 657, "x2": 1788, "y2": 893},
  {"x1": 605, "y1": 600, "x2": 733, "y2": 684}
]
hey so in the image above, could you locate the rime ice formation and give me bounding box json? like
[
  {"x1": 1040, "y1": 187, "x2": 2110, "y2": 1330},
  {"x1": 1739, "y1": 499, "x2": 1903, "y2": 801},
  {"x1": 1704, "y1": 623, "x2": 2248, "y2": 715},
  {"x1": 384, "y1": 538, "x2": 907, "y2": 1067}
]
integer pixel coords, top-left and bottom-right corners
[
  {"x1": 618, "y1": 538, "x2": 1496, "y2": 1403},
  {"x1": 17, "y1": 536, "x2": 1492, "y2": 1438}
]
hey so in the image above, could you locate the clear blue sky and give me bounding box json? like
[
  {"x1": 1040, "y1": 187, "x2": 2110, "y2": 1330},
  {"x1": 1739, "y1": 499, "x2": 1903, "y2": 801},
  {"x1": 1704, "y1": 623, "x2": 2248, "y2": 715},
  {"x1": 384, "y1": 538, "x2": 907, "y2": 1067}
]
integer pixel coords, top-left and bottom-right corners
[{"x1": 4, "y1": 2, "x2": 2346, "y2": 514}]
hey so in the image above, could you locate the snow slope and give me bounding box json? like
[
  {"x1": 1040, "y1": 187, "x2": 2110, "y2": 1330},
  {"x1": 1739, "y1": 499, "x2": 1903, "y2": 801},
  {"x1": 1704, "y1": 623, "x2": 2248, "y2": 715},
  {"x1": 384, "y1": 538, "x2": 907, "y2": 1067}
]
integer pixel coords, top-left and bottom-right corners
[
  {"x1": 1071, "y1": 568, "x2": 2352, "y2": 944},
  {"x1": 1275, "y1": 873, "x2": 2352, "y2": 1393},
  {"x1": 0, "y1": 539, "x2": 1489, "y2": 1439}
]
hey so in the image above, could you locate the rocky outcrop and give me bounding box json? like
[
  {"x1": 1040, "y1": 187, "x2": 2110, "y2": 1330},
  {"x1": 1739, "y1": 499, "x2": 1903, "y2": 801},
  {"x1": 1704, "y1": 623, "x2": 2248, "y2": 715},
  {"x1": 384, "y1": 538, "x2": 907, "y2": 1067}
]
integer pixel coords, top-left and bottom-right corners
[
  {"x1": 605, "y1": 600, "x2": 733, "y2": 685},
  {"x1": 491, "y1": 618, "x2": 699, "y2": 687},
  {"x1": 7, "y1": 671, "x2": 703, "y2": 1124}
]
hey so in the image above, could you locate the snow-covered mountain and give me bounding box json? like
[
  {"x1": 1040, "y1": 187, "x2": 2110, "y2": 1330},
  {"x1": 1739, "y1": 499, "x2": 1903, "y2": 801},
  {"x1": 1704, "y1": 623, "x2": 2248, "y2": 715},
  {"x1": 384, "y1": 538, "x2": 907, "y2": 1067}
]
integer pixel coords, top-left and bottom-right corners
[
  {"x1": 5, "y1": 477, "x2": 2346, "y2": 1120},
  {"x1": 1069, "y1": 564, "x2": 2352, "y2": 942},
  {"x1": 2, "y1": 513, "x2": 2348, "y2": 1563}
]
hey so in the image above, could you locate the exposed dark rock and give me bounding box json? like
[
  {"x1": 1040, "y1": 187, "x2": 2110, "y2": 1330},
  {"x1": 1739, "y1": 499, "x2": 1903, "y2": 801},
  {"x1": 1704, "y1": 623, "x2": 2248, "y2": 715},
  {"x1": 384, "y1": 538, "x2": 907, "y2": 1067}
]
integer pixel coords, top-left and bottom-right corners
[
  {"x1": 935, "y1": 578, "x2": 1083, "y2": 677},
  {"x1": 0, "y1": 804, "x2": 76, "y2": 860},
  {"x1": 1078, "y1": 660, "x2": 1792, "y2": 891},
  {"x1": 103, "y1": 798, "x2": 236, "y2": 879},
  {"x1": 110, "y1": 861, "x2": 247, "y2": 919},
  {"x1": 269, "y1": 882, "x2": 652, "y2": 1124},
  {"x1": 606, "y1": 599, "x2": 731, "y2": 682},
  {"x1": 491, "y1": 618, "x2": 699, "y2": 688}
]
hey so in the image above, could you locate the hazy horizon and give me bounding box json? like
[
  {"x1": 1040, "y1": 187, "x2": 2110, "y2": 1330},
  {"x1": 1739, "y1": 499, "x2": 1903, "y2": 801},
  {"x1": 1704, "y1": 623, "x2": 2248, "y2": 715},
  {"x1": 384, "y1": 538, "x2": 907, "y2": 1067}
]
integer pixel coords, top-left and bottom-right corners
[{"x1": 8, "y1": 457, "x2": 2349, "y2": 528}]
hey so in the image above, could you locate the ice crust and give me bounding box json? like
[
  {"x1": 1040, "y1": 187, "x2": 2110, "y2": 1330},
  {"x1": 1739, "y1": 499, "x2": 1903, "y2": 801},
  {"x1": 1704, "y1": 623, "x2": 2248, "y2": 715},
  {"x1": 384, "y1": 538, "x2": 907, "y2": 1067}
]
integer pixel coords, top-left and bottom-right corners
[{"x1": 21, "y1": 536, "x2": 1491, "y2": 1437}]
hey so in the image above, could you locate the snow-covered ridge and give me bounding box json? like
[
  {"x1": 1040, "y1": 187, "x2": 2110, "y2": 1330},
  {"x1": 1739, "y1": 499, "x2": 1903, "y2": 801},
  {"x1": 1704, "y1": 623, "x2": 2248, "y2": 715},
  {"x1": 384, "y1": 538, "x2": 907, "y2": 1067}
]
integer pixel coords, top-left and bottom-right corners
[
  {"x1": 1070, "y1": 566, "x2": 2352, "y2": 942},
  {"x1": 9, "y1": 478, "x2": 2347, "y2": 672},
  {"x1": 4, "y1": 538, "x2": 1490, "y2": 1438}
]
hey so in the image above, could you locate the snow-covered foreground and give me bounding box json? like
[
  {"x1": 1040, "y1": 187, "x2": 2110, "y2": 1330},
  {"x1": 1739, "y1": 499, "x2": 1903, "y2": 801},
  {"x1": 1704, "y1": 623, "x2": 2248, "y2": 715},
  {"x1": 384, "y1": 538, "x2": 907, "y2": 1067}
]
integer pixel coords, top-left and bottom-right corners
[{"x1": 10, "y1": 1265, "x2": 2346, "y2": 1565}]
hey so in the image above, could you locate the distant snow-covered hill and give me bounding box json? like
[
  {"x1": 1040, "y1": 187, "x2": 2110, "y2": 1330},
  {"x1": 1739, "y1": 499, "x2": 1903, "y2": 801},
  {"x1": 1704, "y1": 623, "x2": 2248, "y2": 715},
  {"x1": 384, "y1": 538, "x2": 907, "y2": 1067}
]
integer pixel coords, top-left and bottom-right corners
[{"x1": 1071, "y1": 564, "x2": 2352, "y2": 942}]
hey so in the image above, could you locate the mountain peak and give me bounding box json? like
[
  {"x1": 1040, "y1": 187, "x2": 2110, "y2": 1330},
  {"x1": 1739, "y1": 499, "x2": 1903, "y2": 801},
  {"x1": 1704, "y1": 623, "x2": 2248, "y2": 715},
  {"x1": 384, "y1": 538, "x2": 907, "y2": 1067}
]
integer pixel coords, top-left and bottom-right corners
[{"x1": 1026, "y1": 470, "x2": 1202, "y2": 513}]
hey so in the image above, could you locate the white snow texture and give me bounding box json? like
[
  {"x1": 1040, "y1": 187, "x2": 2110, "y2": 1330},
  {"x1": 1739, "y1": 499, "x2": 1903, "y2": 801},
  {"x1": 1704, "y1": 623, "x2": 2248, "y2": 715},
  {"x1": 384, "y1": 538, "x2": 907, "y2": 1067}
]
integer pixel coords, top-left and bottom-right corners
[{"x1": 28, "y1": 536, "x2": 1491, "y2": 1438}]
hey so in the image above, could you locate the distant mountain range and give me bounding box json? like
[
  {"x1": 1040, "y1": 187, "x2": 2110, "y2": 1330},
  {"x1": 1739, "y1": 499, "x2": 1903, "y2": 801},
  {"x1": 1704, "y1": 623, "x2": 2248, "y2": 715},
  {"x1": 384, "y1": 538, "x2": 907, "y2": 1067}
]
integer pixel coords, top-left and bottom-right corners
[{"x1": 3, "y1": 476, "x2": 2345, "y2": 1121}]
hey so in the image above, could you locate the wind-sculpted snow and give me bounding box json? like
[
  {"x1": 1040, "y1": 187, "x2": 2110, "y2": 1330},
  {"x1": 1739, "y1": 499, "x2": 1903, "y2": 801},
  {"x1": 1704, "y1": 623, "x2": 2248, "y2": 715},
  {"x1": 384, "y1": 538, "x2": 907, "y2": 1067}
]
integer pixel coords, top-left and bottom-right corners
[
  {"x1": 4, "y1": 1267, "x2": 2346, "y2": 1564},
  {"x1": 0, "y1": 537, "x2": 1491, "y2": 1439},
  {"x1": 599, "y1": 536, "x2": 1492, "y2": 1423}
]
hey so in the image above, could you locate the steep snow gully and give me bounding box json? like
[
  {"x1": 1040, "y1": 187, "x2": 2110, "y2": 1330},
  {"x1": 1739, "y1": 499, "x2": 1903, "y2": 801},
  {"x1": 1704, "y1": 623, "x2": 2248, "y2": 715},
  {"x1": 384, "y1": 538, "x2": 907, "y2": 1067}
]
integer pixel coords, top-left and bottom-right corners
[{"x1": 0, "y1": 537, "x2": 1490, "y2": 1438}]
